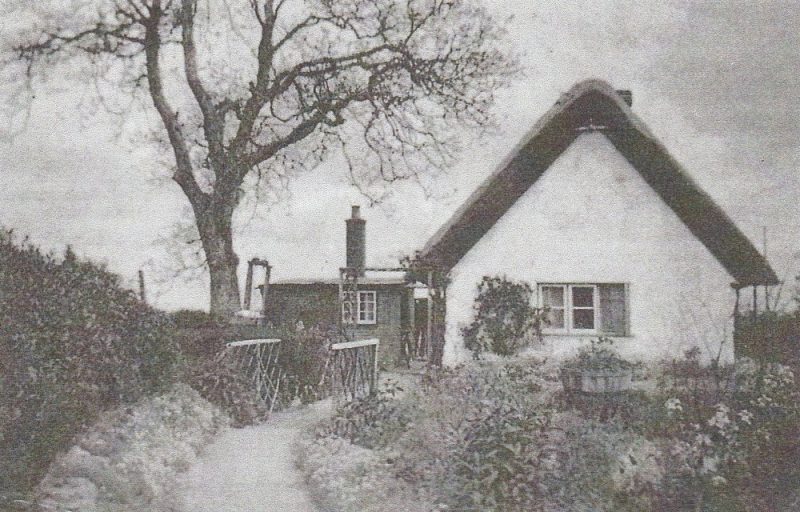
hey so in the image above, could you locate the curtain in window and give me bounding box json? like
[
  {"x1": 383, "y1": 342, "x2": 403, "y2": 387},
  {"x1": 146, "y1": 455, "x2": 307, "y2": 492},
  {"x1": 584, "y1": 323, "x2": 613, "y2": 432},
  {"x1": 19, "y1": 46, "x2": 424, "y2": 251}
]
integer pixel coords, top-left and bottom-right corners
[{"x1": 599, "y1": 283, "x2": 627, "y2": 336}]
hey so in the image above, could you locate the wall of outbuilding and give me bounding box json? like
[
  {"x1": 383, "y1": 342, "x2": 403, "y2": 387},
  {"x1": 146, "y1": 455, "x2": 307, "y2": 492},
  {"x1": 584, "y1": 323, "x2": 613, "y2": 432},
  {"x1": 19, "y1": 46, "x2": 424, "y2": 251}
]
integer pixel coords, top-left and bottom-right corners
[{"x1": 266, "y1": 283, "x2": 408, "y2": 369}]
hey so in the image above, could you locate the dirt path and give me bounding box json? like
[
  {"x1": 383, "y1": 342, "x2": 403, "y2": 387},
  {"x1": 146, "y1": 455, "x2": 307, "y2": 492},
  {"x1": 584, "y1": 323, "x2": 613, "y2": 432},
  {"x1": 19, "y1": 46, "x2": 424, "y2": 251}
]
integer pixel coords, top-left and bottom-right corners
[{"x1": 176, "y1": 401, "x2": 332, "y2": 512}]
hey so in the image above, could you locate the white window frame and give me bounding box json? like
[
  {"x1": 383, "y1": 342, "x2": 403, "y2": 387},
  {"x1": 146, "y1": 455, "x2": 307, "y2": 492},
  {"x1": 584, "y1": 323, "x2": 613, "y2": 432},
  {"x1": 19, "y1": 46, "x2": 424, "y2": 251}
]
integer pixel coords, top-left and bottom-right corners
[
  {"x1": 540, "y1": 284, "x2": 568, "y2": 334},
  {"x1": 342, "y1": 290, "x2": 377, "y2": 325},
  {"x1": 357, "y1": 290, "x2": 377, "y2": 325},
  {"x1": 539, "y1": 283, "x2": 599, "y2": 334}
]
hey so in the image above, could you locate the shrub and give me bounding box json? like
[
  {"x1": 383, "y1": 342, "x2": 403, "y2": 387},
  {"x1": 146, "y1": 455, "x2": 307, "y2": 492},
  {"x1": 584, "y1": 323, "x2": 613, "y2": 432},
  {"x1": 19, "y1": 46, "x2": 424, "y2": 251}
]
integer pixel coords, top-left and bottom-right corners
[
  {"x1": 462, "y1": 276, "x2": 545, "y2": 357},
  {"x1": 170, "y1": 308, "x2": 224, "y2": 329},
  {"x1": 276, "y1": 325, "x2": 335, "y2": 404},
  {"x1": 0, "y1": 231, "x2": 180, "y2": 495},
  {"x1": 320, "y1": 380, "x2": 413, "y2": 449},
  {"x1": 633, "y1": 355, "x2": 800, "y2": 511},
  {"x1": 450, "y1": 402, "x2": 554, "y2": 511},
  {"x1": 307, "y1": 351, "x2": 800, "y2": 512},
  {"x1": 187, "y1": 352, "x2": 268, "y2": 427}
]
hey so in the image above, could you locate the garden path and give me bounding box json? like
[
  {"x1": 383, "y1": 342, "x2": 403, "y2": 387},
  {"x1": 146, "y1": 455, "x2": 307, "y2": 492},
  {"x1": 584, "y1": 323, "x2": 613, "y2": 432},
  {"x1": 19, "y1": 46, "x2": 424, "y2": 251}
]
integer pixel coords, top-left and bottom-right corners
[{"x1": 175, "y1": 400, "x2": 333, "y2": 512}]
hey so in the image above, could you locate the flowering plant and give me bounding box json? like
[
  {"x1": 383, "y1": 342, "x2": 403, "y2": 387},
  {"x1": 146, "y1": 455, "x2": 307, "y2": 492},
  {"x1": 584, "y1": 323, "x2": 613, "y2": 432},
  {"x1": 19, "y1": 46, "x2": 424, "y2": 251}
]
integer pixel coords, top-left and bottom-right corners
[
  {"x1": 656, "y1": 360, "x2": 800, "y2": 510},
  {"x1": 560, "y1": 337, "x2": 633, "y2": 373}
]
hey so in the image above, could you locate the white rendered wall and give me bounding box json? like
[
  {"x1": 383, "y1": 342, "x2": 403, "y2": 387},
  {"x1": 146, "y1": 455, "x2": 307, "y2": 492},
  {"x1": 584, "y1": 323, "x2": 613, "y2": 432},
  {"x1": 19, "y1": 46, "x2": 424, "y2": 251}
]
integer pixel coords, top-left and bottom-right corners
[{"x1": 444, "y1": 133, "x2": 736, "y2": 365}]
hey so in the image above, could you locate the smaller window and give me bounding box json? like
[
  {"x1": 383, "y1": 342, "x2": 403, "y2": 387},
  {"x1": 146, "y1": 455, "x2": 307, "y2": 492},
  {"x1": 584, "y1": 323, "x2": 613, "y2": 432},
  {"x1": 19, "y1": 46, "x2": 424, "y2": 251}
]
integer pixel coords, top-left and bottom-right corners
[
  {"x1": 342, "y1": 290, "x2": 377, "y2": 325},
  {"x1": 358, "y1": 291, "x2": 377, "y2": 324}
]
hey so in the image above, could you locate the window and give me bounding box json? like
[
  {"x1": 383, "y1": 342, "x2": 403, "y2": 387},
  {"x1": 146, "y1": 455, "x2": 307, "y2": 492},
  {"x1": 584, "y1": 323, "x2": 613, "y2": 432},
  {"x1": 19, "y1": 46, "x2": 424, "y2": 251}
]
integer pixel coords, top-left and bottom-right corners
[
  {"x1": 342, "y1": 290, "x2": 377, "y2": 325},
  {"x1": 539, "y1": 283, "x2": 628, "y2": 335}
]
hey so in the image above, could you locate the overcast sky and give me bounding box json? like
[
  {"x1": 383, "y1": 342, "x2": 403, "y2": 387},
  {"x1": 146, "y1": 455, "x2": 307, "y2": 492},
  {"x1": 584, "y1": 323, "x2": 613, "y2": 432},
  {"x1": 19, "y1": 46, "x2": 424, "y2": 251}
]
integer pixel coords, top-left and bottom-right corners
[{"x1": 1, "y1": 0, "x2": 798, "y2": 311}]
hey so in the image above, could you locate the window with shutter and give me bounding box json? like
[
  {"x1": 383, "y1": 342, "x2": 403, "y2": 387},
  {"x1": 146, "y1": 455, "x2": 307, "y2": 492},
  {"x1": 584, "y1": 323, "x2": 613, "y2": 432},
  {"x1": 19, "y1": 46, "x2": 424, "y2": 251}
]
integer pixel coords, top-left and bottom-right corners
[{"x1": 538, "y1": 283, "x2": 629, "y2": 335}]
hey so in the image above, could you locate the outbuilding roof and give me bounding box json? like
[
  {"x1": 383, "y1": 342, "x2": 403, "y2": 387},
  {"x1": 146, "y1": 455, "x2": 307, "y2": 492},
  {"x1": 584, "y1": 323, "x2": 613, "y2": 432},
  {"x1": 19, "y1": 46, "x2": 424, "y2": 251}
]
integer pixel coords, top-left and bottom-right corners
[{"x1": 421, "y1": 79, "x2": 778, "y2": 287}]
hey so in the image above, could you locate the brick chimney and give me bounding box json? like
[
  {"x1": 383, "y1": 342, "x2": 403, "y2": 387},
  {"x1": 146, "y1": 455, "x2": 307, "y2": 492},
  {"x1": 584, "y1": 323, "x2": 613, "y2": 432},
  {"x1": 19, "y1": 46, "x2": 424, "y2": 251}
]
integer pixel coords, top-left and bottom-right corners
[{"x1": 346, "y1": 205, "x2": 366, "y2": 276}]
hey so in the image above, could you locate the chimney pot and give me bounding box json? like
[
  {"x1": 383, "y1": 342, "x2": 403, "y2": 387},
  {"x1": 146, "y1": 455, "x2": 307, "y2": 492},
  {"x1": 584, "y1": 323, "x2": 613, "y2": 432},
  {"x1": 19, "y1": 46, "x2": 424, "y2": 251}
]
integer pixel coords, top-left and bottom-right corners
[
  {"x1": 616, "y1": 90, "x2": 633, "y2": 107},
  {"x1": 351, "y1": 205, "x2": 361, "y2": 219}
]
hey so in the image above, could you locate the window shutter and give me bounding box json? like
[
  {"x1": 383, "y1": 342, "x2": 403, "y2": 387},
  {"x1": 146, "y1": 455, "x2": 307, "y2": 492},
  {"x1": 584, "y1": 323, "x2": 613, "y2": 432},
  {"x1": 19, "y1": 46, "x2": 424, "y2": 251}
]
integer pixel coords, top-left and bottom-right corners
[{"x1": 599, "y1": 284, "x2": 627, "y2": 336}]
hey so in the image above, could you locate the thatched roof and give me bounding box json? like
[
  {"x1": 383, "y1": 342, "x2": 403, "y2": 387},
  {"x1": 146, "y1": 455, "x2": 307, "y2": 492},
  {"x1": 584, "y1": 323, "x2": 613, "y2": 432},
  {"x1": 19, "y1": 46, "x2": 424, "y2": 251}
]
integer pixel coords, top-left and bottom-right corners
[{"x1": 421, "y1": 79, "x2": 778, "y2": 287}]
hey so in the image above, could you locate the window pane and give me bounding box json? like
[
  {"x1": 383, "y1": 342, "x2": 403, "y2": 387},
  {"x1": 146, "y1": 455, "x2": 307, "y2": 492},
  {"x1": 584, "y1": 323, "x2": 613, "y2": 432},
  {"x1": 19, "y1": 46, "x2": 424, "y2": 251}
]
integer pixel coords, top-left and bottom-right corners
[
  {"x1": 358, "y1": 292, "x2": 376, "y2": 323},
  {"x1": 546, "y1": 308, "x2": 565, "y2": 329},
  {"x1": 573, "y1": 308, "x2": 595, "y2": 329},
  {"x1": 572, "y1": 286, "x2": 594, "y2": 308},
  {"x1": 542, "y1": 286, "x2": 565, "y2": 307}
]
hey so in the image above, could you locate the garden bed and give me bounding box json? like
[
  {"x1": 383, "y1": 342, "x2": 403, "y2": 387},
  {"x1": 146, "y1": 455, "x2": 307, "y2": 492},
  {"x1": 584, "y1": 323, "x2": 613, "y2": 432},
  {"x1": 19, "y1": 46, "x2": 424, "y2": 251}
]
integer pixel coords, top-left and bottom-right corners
[{"x1": 299, "y1": 355, "x2": 800, "y2": 511}]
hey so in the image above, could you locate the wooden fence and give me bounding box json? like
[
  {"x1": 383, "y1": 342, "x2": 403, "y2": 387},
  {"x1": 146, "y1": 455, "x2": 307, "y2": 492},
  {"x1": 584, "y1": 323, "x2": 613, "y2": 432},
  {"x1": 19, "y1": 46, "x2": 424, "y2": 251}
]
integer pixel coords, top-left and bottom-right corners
[
  {"x1": 224, "y1": 338, "x2": 283, "y2": 414},
  {"x1": 328, "y1": 338, "x2": 380, "y2": 400},
  {"x1": 224, "y1": 336, "x2": 380, "y2": 409}
]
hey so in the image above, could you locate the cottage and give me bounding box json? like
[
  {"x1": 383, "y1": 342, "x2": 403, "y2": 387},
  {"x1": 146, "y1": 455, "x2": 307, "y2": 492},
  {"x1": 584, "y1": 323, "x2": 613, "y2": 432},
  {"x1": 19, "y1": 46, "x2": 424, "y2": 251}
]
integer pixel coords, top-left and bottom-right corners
[
  {"x1": 264, "y1": 207, "x2": 424, "y2": 369},
  {"x1": 420, "y1": 79, "x2": 778, "y2": 365}
]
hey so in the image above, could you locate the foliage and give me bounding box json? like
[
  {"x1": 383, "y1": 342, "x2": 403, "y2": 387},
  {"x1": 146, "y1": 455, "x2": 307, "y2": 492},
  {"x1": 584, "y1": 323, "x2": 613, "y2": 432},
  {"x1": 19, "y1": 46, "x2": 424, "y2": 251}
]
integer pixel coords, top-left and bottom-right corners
[
  {"x1": 35, "y1": 384, "x2": 229, "y2": 512},
  {"x1": 0, "y1": 230, "x2": 180, "y2": 495},
  {"x1": 176, "y1": 322, "x2": 335, "y2": 423},
  {"x1": 307, "y1": 359, "x2": 625, "y2": 511},
  {"x1": 736, "y1": 309, "x2": 800, "y2": 365},
  {"x1": 277, "y1": 324, "x2": 338, "y2": 405},
  {"x1": 305, "y1": 352, "x2": 800, "y2": 512},
  {"x1": 462, "y1": 276, "x2": 547, "y2": 358},
  {"x1": 186, "y1": 352, "x2": 268, "y2": 427},
  {"x1": 450, "y1": 401, "x2": 554, "y2": 510},
  {"x1": 561, "y1": 337, "x2": 633, "y2": 372},
  {"x1": 170, "y1": 309, "x2": 226, "y2": 329},
  {"x1": 646, "y1": 357, "x2": 800, "y2": 511},
  {"x1": 319, "y1": 380, "x2": 413, "y2": 450}
]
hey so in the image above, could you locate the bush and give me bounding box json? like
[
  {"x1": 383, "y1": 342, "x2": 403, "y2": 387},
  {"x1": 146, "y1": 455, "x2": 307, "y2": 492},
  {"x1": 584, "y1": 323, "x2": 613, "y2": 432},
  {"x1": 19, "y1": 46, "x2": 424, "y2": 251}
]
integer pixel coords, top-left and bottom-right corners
[
  {"x1": 187, "y1": 352, "x2": 268, "y2": 427},
  {"x1": 310, "y1": 359, "x2": 597, "y2": 511},
  {"x1": 736, "y1": 310, "x2": 800, "y2": 365},
  {"x1": 319, "y1": 380, "x2": 412, "y2": 449},
  {"x1": 0, "y1": 231, "x2": 180, "y2": 495},
  {"x1": 170, "y1": 308, "x2": 225, "y2": 329},
  {"x1": 277, "y1": 324, "x2": 338, "y2": 405},
  {"x1": 617, "y1": 352, "x2": 800, "y2": 511},
  {"x1": 462, "y1": 276, "x2": 545, "y2": 358},
  {"x1": 307, "y1": 350, "x2": 800, "y2": 512}
]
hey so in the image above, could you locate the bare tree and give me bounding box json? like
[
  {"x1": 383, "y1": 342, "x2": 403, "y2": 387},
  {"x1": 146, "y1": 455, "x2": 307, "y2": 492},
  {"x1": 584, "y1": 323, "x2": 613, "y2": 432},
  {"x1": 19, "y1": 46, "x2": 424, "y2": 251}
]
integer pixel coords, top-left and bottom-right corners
[{"x1": 8, "y1": 0, "x2": 516, "y2": 316}]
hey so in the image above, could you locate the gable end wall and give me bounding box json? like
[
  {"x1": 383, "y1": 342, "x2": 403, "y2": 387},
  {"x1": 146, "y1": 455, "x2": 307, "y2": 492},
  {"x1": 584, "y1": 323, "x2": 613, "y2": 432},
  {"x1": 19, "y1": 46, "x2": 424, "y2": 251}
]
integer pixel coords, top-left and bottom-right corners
[{"x1": 444, "y1": 133, "x2": 736, "y2": 365}]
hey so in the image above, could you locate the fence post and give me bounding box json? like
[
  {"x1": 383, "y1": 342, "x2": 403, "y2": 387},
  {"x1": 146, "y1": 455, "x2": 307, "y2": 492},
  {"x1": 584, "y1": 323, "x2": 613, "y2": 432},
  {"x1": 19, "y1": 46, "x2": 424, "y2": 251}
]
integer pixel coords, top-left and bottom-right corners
[{"x1": 138, "y1": 269, "x2": 146, "y2": 303}]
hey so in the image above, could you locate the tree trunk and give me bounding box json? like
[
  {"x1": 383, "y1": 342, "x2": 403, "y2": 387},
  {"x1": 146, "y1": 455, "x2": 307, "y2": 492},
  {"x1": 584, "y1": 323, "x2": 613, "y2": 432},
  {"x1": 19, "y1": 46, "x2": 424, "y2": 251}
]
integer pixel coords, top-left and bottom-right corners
[{"x1": 196, "y1": 204, "x2": 241, "y2": 318}]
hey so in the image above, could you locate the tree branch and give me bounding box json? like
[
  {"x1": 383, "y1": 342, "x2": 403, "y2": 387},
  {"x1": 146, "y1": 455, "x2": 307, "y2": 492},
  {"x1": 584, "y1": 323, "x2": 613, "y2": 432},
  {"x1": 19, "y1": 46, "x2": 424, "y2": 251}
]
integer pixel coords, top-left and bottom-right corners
[
  {"x1": 180, "y1": 0, "x2": 225, "y2": 174},
  {"x1": 143, "y1": 0, "x2": 207, "y2": 210}
]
